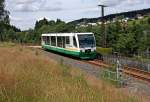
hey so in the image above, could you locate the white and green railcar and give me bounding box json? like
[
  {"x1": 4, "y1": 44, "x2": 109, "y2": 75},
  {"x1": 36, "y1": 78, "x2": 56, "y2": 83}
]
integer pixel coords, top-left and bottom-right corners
[{"x1": 41, "y1": 33, "x2": 96, "y2": 59}]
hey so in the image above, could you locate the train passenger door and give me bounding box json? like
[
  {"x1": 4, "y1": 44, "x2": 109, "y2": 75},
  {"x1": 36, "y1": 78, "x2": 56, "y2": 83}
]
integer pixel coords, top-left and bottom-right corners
[
  {"x1": 66, "y1": 36, "x2": 78, "y2": 48},
  {"x1": 41, "y1": 36, "x2": 45, "y2": 45},
  {"x1": 51, "y1": 36, "x2": 56, "y2": 47},
  {"x1": 62, "y1": 37, "x2": 65, "y2": 48},
  {"x1": 73, "y1": 36, "x2": 77, "y2": 48},
  {"x1": 57, "y1": 36, "x2": 63, "y2": 48}
]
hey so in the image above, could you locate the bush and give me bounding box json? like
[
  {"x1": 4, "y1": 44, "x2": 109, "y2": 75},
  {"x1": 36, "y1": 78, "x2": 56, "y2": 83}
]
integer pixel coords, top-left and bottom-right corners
[{"x1": 96, "y1": 47, "x2": 112, "y2": 55}]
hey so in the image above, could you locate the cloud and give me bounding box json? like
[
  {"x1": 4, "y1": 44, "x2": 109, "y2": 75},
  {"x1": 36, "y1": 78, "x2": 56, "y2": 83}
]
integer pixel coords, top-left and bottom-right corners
[
  {"x1": 122, "y1": 0, "x2": 144, "y2": 6},
  {"x1": 99, "y1": 0, "x2": 150, "y2": 7},
  {"x1": 41, "y1": 1, "x2": 63, "y2": 12},
  {"x1": 7, "y1": 0, "x2": 150, "y2": 12},
  {"x1": 13, "y1": 0, "x2": 38, "y2": 4},
  {"x1": 10, "y1": 16, "x2": 23, "y2": 22},
  {"x1": 99, "y1": 0, "x2": 125, "y2": 6},
  {"x1": 7, "y1": 0, "x2": 63, "y2": 12},
  {"x1": 6, "y1": 0, "x2": 150, "y2": 30},
  {"x1": 7, "y1": 0, "x2": 99, "y2": 12}
]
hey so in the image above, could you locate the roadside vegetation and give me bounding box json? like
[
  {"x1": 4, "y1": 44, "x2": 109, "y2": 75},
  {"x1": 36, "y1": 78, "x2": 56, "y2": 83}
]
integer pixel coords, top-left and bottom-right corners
[{"x1": 0, "y1": 44, "x2": 147, "y2": 102}]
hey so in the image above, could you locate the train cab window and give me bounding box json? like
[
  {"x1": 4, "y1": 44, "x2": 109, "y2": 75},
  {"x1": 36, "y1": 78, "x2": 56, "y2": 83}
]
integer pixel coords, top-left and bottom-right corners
[
  {"x1": 73, "y1": 36, "x2": 77, "y2": 47},
  {"x1": 78, "y1": 34, "x2": 95, "y2": 48},
  {"x1": 51, "y1": 36, "x2": 56, "y2": 46},
  {"x1": 57, "y1": 36, "x2": 63, "y2": 48}
]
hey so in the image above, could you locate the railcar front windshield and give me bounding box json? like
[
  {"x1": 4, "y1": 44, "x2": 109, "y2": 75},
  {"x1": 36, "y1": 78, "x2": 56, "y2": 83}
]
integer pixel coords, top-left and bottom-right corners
[{"x1": 78, "y1": 34, "x2": 95, "y2": 48}]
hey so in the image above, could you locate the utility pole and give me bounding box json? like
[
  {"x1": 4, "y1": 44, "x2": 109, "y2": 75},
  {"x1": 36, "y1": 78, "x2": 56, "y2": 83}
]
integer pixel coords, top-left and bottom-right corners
[{"x1": 98, "y1": 5, "x2": 107, "y2": 48}]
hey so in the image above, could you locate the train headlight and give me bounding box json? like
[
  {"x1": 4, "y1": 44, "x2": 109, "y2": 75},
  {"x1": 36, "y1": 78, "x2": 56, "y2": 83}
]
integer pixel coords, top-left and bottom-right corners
[
  {"x1": 91, "y1": 49, "x2": 95, "y2": 52},
  {"x1": 80, "y1": 50, "x2": 85, "y2": 53}
]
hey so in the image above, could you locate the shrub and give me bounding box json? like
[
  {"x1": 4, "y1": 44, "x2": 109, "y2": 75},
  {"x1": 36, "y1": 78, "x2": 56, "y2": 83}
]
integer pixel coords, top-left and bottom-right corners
[{"x1": 96, "y1": 47, "x2": 112, "y2": 55}]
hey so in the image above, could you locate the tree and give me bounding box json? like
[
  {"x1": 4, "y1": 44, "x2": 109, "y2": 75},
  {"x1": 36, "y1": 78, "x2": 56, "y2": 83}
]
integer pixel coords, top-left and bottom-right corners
[
  {"x1": 35, "y1": 18, "x2": 49, "y2": 30},
  {"x1": 91, "y1": 25, "x2": 101, "y2": 46},
  {"x1": 56, "y1": 19, "x2": 64, "y2": 24},
  {"x1": 0, "y1": 0, "x2": 10, "y2": 41},
  {"x1": 115, "y1": 33, "x2": 136, "y2": 55},
  {"x1": 0, "y1": 0, "x2": 9, "y2": 24},
  {"x1": 49, "y1": 20, "x2": 55, "y2": 26}
]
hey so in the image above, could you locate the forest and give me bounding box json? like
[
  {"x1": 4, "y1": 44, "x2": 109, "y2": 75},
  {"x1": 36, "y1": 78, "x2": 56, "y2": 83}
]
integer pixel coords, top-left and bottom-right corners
[{"x1": 0, "y1": 0, "x2": 150, "y2": 57}]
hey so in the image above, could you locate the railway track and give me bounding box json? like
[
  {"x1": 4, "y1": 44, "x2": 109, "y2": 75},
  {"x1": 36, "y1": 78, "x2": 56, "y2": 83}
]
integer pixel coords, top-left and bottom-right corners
[
  {"x1": 123, "y1": 67, "x2": 150, "y2": 82},
  {"x1": 85, "y1": 60, "x2": 150, "y2": 83},
  {"x1": 27, "y1": 46, "x2": 150, "y2": 83}
]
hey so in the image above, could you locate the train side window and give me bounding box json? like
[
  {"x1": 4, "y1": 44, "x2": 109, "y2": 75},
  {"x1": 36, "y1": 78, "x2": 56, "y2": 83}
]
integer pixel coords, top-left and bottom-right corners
[
  {"x1": 73, "y1": 36, "x2": 77, "y2": 47},
  {"x1": 51, "y1": 36, "x2": 56, "y2": 46},
  {"x1": 57, "y1": 36, "x2": 63, "y2": 48},
  {"x1": 49, "y1": 36, "x2": 51, "y2": 45},
  {"x1": 66, "y1": 36, "x2": 70, "y2": 44},
  {"x1": 46, "y1": 36, "x2": 50, "y2": 45},
  {"x1": 62, "y1": 37, "x2": 65, "y2": 48}
]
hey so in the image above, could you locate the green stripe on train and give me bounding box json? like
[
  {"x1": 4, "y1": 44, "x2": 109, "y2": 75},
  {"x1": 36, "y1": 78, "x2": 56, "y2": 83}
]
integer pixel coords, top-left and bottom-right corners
[
  {"x1": 42, "y1": 45, "x2": 96, "y2": 59},
  {"x1": 42, "y1": 45, "x2": 80, "y2": 56}
]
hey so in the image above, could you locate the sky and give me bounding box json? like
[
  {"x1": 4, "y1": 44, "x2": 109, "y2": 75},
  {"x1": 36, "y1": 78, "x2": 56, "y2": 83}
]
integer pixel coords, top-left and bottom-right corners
[{"x1": 5, "y1": 0, "x2": 150, "y2": 30}]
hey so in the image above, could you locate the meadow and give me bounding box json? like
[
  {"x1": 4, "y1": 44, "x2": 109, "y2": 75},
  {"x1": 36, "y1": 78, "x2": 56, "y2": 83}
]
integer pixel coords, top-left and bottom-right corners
[{"x1": 0, "y1": 44, "x2": 147, "y2": 102}]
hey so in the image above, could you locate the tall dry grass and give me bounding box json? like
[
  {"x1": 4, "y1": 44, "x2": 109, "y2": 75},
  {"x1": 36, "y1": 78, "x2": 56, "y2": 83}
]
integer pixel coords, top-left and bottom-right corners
[{"x1": 0, "y1": 45, "x2": 146, "y2": 102}]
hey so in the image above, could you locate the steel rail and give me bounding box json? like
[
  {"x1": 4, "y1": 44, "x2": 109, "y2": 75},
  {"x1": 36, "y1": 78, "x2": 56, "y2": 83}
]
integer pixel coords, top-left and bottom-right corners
[{"x1": 85, "y1": 60, "x2": 150, "y2": 83}]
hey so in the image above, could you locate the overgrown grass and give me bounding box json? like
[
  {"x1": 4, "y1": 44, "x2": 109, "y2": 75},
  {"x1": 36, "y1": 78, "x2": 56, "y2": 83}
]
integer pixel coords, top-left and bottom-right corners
[
  {"x1": 0, "y1": 42, "x2": 16, "y2": 47},
  {"x1": 99, "y1": 68, "x2": 124, "y2": 88},
  {"x1": 0, "y1": 45, "x2": 147, "y2": 102}
]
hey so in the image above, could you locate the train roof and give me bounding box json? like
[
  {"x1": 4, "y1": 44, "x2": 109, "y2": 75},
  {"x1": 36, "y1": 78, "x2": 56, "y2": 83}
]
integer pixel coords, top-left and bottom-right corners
[{"x1": 42, "y1": 33, "x2": 94, "y2": 37}]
